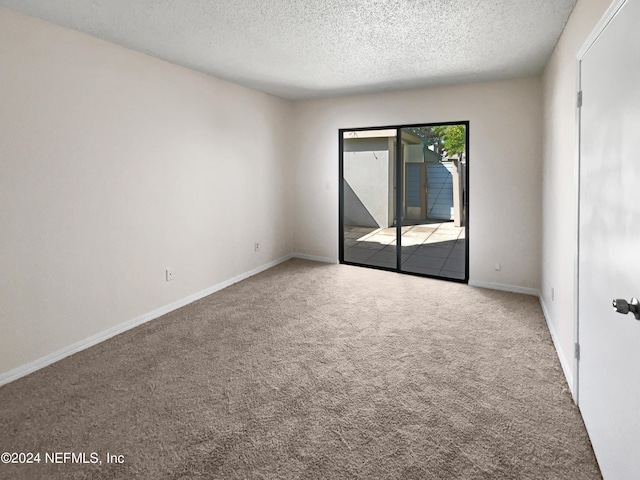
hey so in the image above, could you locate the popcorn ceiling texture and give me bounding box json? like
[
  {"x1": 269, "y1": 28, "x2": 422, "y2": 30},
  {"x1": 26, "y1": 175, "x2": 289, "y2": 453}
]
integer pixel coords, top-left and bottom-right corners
[{"x1": 0, "y1": 0, "x2": 576, "y2": 99}]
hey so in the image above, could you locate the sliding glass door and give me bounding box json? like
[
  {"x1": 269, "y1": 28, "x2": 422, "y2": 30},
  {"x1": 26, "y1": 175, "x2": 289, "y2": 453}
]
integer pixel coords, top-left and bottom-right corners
[{"x1": 339, "y1": 122, "x2": 468, "y2": 282}]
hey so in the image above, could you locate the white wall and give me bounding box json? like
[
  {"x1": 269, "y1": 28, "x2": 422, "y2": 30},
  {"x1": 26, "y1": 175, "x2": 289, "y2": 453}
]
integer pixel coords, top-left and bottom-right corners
[
  {"x1": 0, "y1": 8, "x2": 294, "y2": 376},
  {"x1": 541, "y1": 0, "x2": 612, "y2": 387},
  {"x1": 292, "y1": 77, "x2": 543, "y2": 290},
  {"x1": 406, "y1": 144, "x2": 423, "y2": 163},
  {"x1": 343, "y1": 150, "x2": 390, "y2": 228}
]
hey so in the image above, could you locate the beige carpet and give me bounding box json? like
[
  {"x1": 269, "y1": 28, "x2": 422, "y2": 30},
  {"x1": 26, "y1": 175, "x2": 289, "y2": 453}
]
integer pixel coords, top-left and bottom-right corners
[{"x1": 0, "y1": 259, "x2": 600, "y2": 479}]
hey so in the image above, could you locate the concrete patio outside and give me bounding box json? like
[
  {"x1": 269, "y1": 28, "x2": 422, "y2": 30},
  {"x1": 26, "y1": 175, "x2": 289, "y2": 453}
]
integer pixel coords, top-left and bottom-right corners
[{"x1": 343, "y1": 221, "x2": 466, "y2": 279}]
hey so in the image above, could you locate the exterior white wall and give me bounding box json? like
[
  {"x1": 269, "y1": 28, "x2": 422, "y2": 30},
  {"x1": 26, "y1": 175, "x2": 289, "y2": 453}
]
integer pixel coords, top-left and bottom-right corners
[
  {"x1": 541, "y1": 0, "x2": 612, "y2": 386},
  {"x1": 292, "y1": 77, "x2": 543, "y2": 290},
  {"x1": 0, "y1": 8, "x2": 294, "y2": 376},
  {"x1": 407, "y1": 144, "x2": 423, "y2": 163},
  {"x1": 343, "y1": 150, "x2": 390, "y2": 228}
]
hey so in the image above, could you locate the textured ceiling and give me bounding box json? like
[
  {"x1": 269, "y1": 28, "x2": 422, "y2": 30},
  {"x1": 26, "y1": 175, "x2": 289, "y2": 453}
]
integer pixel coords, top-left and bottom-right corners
[{"x1": 0, "y1": 0, "x2": 577, "y2": 100}]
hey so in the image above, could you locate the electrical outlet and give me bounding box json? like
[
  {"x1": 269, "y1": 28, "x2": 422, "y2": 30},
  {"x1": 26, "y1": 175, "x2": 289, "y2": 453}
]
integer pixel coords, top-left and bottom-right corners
[
  {"x1": 254, "y1": 242, "x2": 260, "y2": 252},
  {"x1": 166, "y1": 268, "x2": 174, "y2": 282},
  {"x1": 494, "y1": 263, "x2": 501, "y2": 271}
]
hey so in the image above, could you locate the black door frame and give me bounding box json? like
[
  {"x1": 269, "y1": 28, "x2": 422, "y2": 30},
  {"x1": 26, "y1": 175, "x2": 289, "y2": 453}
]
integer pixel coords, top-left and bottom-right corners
[{"x1": 338, "y1": 121, "x2": 469, "y2": 283}]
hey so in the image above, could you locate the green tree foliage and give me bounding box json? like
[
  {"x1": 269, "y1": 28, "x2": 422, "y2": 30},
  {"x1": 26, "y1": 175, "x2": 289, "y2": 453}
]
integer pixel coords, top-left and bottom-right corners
[
  {"x1": 430, "y1": 125, "x2": 466, "y2": 157},
  {"x1": 407, "y1": 125, "x2": 466, "y2": 158}
]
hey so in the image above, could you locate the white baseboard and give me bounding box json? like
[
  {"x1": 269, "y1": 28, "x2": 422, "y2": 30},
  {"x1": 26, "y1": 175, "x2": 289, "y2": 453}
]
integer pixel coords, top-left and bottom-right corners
[
  {"x1": 538, "y1": 295, "x2": 575, "y2": 400},
  {"x1": 468, "y1": 279, "x2": 539, "y2": 296},
  {"x1": 0, "y1": 254, "x2": 295, "y2": 387},
  {"x1": 2, "y1": 257, "x2": 575, "y2": 404},
  {"x1": 292, "y1": 253, "x2": 337, "y2": 264},
  {"x1": 468, "y1": 280, "x2": 574, "y2": 399}
]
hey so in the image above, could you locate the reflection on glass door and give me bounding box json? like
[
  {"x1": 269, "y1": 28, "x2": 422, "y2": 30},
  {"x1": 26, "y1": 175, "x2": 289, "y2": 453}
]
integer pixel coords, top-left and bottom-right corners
[{"x1": 339, "y1": 123, "x2": 468, "y2": 282}]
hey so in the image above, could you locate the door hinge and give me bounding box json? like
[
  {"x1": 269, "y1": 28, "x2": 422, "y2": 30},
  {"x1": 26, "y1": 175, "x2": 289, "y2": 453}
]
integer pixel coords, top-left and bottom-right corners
[
  {"x1": 574, "y1": 342, "x2": 580, "y2": 360},
  {"x1": 577, "y1": 91, "x2": 583, "y2": 108}
]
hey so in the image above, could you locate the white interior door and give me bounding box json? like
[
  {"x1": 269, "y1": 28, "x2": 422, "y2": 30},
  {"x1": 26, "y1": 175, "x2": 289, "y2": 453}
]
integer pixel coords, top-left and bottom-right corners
[{"x1": 578, "y1": 1, "x2": 640, "y2": 478}]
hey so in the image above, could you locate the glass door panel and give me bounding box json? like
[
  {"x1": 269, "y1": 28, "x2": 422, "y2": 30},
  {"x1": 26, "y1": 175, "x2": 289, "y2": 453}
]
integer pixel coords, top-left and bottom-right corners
[
  {"x1": 399, "y1": 125, "x2": 467, "y2": 280},
  {"x1": 341, "y1": 129, "x2": 397, "y2": 270}
]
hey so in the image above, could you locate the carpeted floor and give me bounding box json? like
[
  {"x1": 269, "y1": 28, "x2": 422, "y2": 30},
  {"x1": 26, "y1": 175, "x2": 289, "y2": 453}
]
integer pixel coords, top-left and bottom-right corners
[{"x1": 0, "y1": 259, "x2": 601, "y2": 479}]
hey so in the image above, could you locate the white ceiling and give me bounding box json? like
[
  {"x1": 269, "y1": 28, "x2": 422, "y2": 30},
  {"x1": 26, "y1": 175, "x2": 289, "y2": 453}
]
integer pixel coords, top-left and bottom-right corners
[{"x1": 0, "y1": 0, "x2": 577, "y2": 100}]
